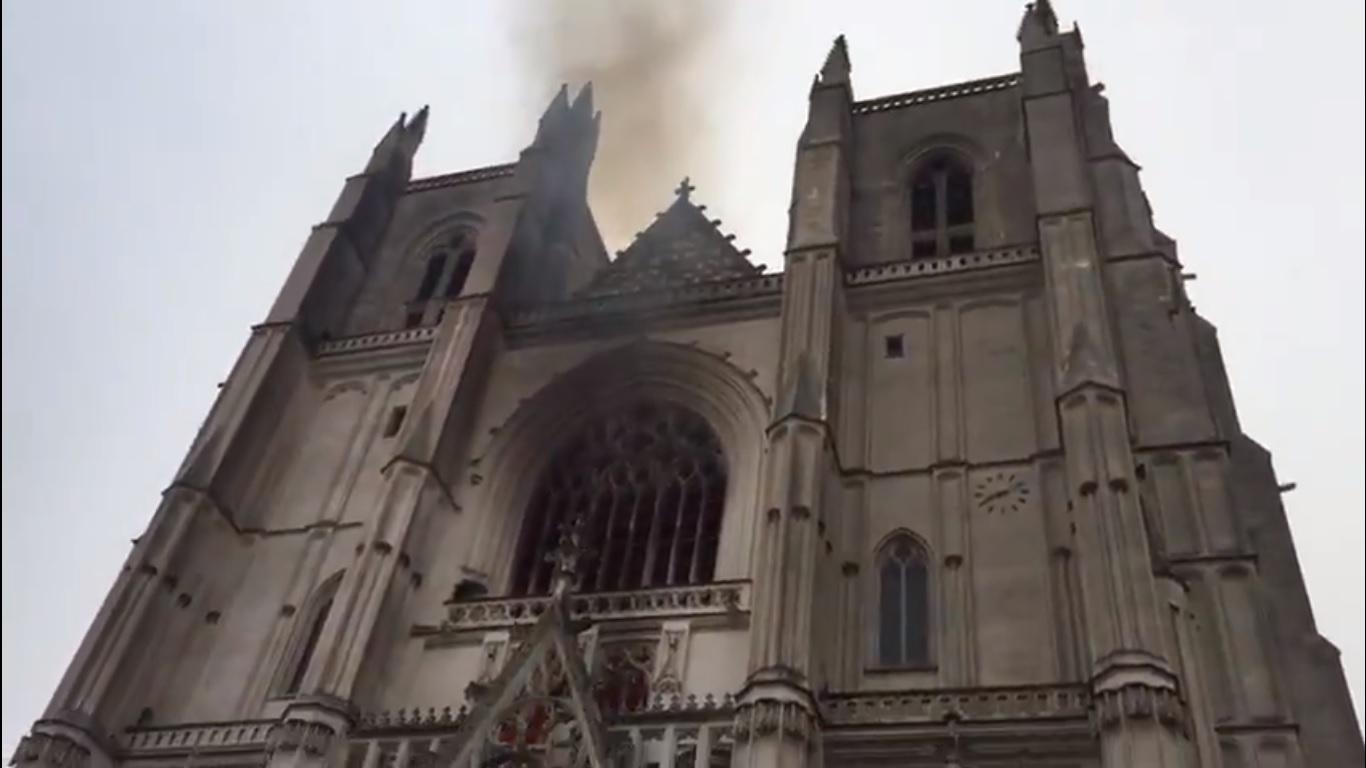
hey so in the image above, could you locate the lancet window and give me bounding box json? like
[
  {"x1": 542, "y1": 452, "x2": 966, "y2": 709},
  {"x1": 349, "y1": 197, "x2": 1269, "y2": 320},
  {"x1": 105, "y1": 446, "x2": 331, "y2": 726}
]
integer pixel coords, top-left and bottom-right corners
[
  {"x1": 876, "y1": 534, "x2": 931, "y2": 667},
  {"x1": 404, "y1": 230, "x2": 477, "y2": 328}
]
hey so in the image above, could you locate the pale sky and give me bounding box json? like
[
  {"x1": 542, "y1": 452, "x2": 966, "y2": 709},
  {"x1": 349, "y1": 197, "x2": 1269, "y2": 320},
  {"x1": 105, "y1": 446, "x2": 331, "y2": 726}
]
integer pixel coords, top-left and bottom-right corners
[{"x1": 2, "y1": 0, "x2": 1362, "y2": 752}]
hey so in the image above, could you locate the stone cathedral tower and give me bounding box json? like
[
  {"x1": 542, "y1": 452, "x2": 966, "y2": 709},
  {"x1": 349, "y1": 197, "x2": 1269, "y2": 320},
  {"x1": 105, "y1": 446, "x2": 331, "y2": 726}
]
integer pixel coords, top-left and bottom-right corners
[{"x1": 12, "y1": 3, "x2": 1362, "y2": 767}]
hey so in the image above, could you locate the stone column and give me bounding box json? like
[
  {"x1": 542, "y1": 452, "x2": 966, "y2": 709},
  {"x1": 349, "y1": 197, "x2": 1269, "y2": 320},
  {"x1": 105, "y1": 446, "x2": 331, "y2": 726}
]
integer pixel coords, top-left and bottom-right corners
[
  {"x1": 1020, "y1": 5, "x2": 1193, "y2": 763},
  {"x1": 733, "y1": 36, "x2": 853, "y2": 768}
]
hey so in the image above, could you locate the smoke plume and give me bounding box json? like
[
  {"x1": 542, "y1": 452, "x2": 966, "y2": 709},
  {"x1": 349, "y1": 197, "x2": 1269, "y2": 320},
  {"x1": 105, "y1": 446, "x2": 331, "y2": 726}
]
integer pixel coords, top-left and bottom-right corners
[{"x1": 514, "y1": 0, "x2": 729, "y2": 251}]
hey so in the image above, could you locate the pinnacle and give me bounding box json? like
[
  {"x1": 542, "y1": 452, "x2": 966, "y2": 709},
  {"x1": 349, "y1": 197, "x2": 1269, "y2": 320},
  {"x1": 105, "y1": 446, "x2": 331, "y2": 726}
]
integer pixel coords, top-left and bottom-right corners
[
  {"x1": 571, "y1": 82, "x2": 594, "y2": 115},
  {"x1": 1018, "y1": 0, "x2": 1061, "y2": 46},
  {"x1": 819, "y1": 34, "x2": 851, "y2": 85}
]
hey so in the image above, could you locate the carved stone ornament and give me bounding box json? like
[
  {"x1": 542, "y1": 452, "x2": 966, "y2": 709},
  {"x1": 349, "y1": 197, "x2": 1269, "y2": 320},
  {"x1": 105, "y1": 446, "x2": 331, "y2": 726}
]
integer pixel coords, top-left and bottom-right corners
[
  {"x1": 476, "y1": 631, "x2": 511, "y2": 685},
  {"x1": 732, "y1": 699, "x2": 817, "y2": 746},
  {"x1": 266, "y1": 719, "x2": 338, "y2": 758},
  {"x1": 651, "y1": 621, "x2": 691, "y2": 695},
  {"x1": 9, "y1": 733, "x2": 92, "y2": 768},
  {"x1": 1094, "y1": 684, "x2": 1188, "y2": 735}
]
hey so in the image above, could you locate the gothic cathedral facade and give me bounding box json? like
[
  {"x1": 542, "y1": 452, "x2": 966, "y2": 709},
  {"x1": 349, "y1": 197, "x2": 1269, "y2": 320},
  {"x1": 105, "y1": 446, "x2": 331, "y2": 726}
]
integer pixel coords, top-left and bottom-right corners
[{"x1": 12, "y1": 3, "x2": 1362, "y2": 767}]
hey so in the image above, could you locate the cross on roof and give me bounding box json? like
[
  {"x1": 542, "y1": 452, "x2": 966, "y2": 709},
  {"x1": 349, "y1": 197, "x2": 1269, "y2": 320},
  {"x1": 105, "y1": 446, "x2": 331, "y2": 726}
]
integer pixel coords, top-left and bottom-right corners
[{"x1": 675, "y1": 176, "x2": 695, "y2": 201}]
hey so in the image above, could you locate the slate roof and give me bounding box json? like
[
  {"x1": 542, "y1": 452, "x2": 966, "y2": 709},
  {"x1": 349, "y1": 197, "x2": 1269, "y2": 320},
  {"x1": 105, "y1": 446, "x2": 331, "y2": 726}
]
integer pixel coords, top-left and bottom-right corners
[{"x1": 577, "y1": 179, "x2": 760, "y2": 298}]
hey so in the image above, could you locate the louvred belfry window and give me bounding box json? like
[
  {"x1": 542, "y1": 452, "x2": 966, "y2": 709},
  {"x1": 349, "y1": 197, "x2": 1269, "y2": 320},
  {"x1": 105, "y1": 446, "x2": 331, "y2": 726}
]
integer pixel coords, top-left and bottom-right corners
[
  {"x1": 511, "y1": 402, "x2": 727, "y2": 596},
  {"x1": 404, "y1": 231, "x2": 477, "y2": 328},
  {"x1": 910, "y1": 155, "x2": 975, "y2": 259}
]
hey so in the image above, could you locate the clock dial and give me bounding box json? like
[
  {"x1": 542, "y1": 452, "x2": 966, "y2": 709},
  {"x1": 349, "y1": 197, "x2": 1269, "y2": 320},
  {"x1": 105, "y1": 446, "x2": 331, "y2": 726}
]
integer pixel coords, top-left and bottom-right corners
[{"x1": 973, "y1": 472, "x2": 1031, "y2": 515}]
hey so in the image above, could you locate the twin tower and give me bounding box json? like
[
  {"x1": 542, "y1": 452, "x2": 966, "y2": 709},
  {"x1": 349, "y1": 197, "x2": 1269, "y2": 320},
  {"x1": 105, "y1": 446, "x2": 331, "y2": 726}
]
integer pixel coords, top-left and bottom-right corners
[{"x1": 12, "y1": 3, "x2": 1361, "y2": 767}]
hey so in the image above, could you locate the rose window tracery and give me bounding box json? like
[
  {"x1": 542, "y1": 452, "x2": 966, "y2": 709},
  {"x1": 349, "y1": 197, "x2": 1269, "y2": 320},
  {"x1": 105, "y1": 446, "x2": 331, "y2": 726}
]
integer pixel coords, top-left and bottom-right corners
[{"x1": 511, "y1": 402, "x2": 727, "y2": 596}]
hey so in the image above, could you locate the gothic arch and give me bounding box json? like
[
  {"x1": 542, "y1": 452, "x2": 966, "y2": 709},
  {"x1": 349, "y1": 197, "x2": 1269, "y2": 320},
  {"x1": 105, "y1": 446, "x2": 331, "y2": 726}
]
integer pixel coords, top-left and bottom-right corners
[
  {"x1": 273, "y1": 570, "x2": 344, "y2": 697},
  {"x1": 900, "y1": 137, "x2": 989, "y2": 261},
  {"x1": 322, "y1": 379, "x2": 369, "y2": 402},
  {"x1": 399, "y1": 211, "x2": 487, "y2": 262},
  {"x1": 394, "y1": 212, "x2": 486, "y2": 328},
  {"x1": 871, "y1": 529, "x2": 934, "y2": 669},
  {"x1": 465, "y1": 340, "x2": 770, "y2": 592},
  {"x1": 901, "y1": 133, "x2": 988, "y2": 177}
]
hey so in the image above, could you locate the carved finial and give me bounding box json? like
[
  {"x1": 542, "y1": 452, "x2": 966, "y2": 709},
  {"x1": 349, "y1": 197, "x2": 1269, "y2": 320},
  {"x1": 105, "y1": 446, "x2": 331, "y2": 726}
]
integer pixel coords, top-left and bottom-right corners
[
  {"x1": 1018, "y1": 0, "x2": 1060, "y2": 46},
  {"x1": 675, "y1": 176, "x2": 695, "y2": 201},
  {"x1": 547, "y1": 515, "x2": 591, "y2": 599}
]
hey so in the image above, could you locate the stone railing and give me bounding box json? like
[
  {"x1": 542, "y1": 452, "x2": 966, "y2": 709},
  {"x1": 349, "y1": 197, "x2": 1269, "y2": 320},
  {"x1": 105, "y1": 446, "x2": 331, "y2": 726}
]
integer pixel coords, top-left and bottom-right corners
[
  {"x1": 347, "y1": 714, "x2": 736, "y2": 768},
  {"x1": 846, "y1": 245, "x2": 1039, "y2": 287},
  {"x1": 432, "y1": 581, "x2": 750, "y2": 633},
  {"x1": 822, "y1": 683, "x2": 1091, "y2": 726},
  {"x1": 356, "y1": 692, "x2": 737, "y2": 738},
  {"x1": 508, "y1": 274, "x2": 784, "y2": 329},
  {"x1": 118, "y1": 719, "x2": 276, "y2": 756},
  {"x1": 852, "y1": 73, "x2": 1021, "y2": 115},
  {"x1": 355, "y1": 706, "x2": 467, "y2": 735},
  {"x1": 615, "y1": 692, "x2": 737, "y2": 721},
  {"x1": 406, "y1": 163, "x2": 517, "y2": 193},
  {"x1": 315, "y1": 326, "x2": 438, "y2": 357}
]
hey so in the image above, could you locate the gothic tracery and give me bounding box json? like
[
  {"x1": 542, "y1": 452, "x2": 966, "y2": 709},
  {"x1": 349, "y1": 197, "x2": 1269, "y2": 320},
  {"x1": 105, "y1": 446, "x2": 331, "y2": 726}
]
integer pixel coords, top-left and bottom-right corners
[{"x1": 511, "y1": 402, "x2": 727, "y2": 597}]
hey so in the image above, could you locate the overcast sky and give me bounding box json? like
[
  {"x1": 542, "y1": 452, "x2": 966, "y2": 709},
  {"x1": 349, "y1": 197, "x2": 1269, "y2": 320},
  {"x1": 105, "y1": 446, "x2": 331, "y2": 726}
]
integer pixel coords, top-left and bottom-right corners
[{"x1": 2, "y1": 0, "x2": 1362, "y2": 752}]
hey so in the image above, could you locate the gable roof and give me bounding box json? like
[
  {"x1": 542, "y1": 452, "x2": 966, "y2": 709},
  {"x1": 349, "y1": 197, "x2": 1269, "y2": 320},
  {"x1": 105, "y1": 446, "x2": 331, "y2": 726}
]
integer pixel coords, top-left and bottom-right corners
[{"x1": 578, "y1": 179, "x2": 760, "y2": 298}]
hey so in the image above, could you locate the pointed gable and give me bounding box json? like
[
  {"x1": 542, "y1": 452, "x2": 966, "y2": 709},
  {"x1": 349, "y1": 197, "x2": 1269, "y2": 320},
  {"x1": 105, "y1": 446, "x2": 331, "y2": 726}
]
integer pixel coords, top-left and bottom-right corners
[
  {"x1": 438, "y1": 519, "x2": 611, "y2": 766},
  {"x1": 578, "y1": 178, "x2": 760, "y2": 298}
]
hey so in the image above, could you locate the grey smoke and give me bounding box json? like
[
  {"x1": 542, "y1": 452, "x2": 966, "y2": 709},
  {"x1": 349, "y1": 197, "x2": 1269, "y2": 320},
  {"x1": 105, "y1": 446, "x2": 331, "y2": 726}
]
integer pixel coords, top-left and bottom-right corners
[{"x1": 514, "y1": 0, "x2": 729, "y2": 250}]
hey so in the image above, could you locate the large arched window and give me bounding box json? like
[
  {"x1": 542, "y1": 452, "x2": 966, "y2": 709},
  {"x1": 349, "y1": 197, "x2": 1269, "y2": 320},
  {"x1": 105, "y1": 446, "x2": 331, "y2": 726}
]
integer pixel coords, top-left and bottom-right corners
[
  {"x1": 404, "y1": 231, "x2": 477, "y2": 328},
  {"x1": 910, "y1": 155, "x2": 975, "y2": 259},
  {"x1": 510, "y1": 402, "x2": 727, "y2": 596},
  {"x1": 876, "y1": 534, "x2": 931, "y2": 667}
]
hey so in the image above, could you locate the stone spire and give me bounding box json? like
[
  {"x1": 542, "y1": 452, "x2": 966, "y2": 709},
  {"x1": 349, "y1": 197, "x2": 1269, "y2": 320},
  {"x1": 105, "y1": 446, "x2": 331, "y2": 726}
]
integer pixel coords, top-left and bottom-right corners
[
  {"x1": 1017, "y1": 0, "x2": 1060, "y2": 49},
  {"x1": 533, "y1": 84, "x2": 572, "y2": 145},
  {"x1": 569, "y1": 81, "x2": 594, "y2": 118},
  {"x1": 364, "y1": 108, "x2": 427, "y2": 175},
  {"x1": 819, "y1": 35, "x2": 851, "y2": 86},
  {"x1": 400, "y1": 104, "x2": 428, "y2": 157}
]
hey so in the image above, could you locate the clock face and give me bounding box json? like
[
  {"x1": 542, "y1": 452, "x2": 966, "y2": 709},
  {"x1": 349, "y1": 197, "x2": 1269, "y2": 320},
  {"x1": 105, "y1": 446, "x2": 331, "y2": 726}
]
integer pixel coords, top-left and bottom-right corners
[{"x1": 973, "y1": 472, "x2": 1030, "y2": 515}]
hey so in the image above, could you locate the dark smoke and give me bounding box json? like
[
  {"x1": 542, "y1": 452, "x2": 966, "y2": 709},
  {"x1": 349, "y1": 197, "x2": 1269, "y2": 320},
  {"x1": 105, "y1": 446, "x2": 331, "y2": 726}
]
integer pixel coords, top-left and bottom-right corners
[{"x1": 514, "y1": 0, "x2": 730, "y2": 251}]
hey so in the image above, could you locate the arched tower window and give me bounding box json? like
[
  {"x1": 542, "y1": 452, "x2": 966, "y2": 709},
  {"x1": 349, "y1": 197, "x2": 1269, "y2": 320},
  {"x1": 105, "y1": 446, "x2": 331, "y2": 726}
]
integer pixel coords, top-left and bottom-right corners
[
  {"x1": 444, "y1": 240, "x2": 475, "y2": 299},
  {"x1": 278, "y1": 572, "x2": 342, "y2": 696},
  {"x1": 510, "y1": 402, "x2": 727, "y2": 596},
  {"x1": 876, "y1": 534, "x2": 930, "y2": 667},
  {"x1": 910, "y1": 155, "x2": 974, "y2": 259},
  {"x1": 404, "y1": 230, "x2": 478, "y2": 328},
  {"x1": 415, "y1": 253, "x2": 447, "y2": 303}
]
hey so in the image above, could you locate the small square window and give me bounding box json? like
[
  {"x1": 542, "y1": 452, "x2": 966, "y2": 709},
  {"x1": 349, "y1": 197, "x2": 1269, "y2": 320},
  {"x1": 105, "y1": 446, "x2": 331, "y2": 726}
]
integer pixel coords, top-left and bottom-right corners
[
  {"x1": 885, "y1": 335, "x2": 904, "y2": 358},
  {"x1": 383, "y1": 406, "x2": 408, "y2": 438}
]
